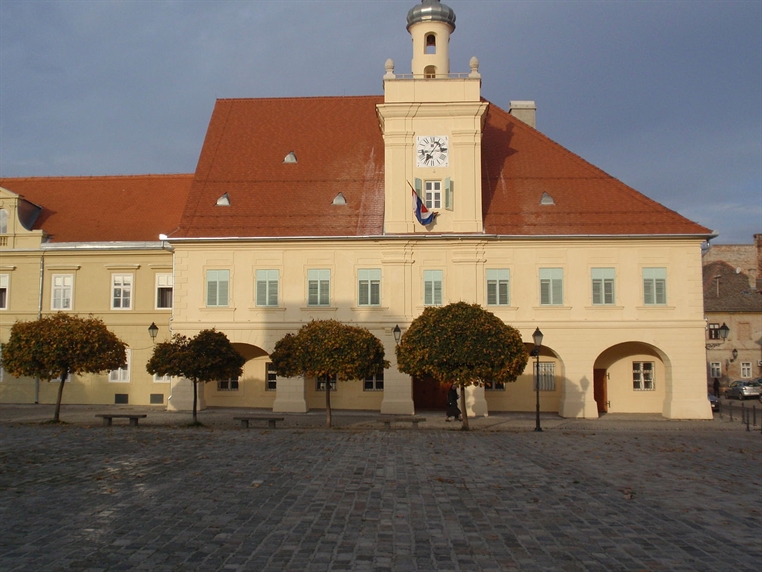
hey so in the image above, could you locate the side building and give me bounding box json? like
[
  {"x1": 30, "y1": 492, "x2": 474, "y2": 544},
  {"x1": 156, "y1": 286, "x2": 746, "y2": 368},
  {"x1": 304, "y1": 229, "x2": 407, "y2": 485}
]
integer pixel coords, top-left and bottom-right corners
[{"x1": 1, "y1": 0, "x2": 714, "y2": 419}]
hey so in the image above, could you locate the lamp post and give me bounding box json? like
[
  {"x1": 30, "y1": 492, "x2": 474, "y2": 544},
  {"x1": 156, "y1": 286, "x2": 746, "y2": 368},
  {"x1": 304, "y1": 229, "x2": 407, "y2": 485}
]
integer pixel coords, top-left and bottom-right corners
[
  {"x1": 532, "y1": 327, "x2": 544, "y2": 432},
  {"x1": 718, "y1": 322, "x2": 729, "y2": 341},
  {"x1": 393, "y1": 324, "x2": 402, "y2": 345},
  {"x1": 148, "y1": 322, "x2": 159, "y2": 343}
]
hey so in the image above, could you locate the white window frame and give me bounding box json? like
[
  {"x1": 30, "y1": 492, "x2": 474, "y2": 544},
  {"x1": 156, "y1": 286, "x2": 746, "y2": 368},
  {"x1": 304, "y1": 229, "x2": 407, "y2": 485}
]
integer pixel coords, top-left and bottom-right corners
[
  {"x1": 266, "y1": 363, "x2": 277, "y2": 391},
  {"x1": 486, "y1": 269, "x2": 510, "y2": 306},
  {"x1": 316, "y1": 374, "x2": 337, "y2": 392},
  {"x1": 155, "y1": 273, "x2": 173, "y2": 310},
  {"x1": 591, "y1": 268, "x2": 615, "y2": 305},
  {"x1": 0, "y1": 209, "x2": 7, "y2": 234},
  {"x1": 111, "y1": 273, "x2": 133, "y2": 310},
  {"x1": 51, "y1": 274, "x2": 73, "y2": 310},
  {"x1": 109, "y1": 349, "x2": 131, "y2": 383},
  {"x1": 710, "y1": 362, "x2": 721, "y2": 379},
  {"x1": 643, "y1": 267, "x2": 667, "y2": 305},
  {"x1": 364, "y1": 368, "x2": 384, "y2": 391},
  {"x1": 741, "y1": 362, "x2": 752, "y2": 378},
  {"x1": 540, "y1": 268, "x2": 563, "y2": 306},
  {"x1": 153, "y1": 373, "x2": 172, "y2": 383},
  {"x1": 206, "y1": 269, "x2": 230, "y2": 307},
  {"x1": 424, "y1": 180, "x2": 441, "y2": 209},
  {"x1": 423, "y1": 270, "x2": 443, "y2": 306},
  {"x1": 533, "y1": 362, "x2": 556, "y2": 391},
  {"x1": 358, "y1": 269, "x2": 381, "y2": 306},
  {"x1": 633, "y1": 361, "x2": 655, "y2": 391},
  {"x1": 217, "y1": 377, "x2": 239, "y2": 391},
  {"x1": 256, "y1": 269, "x2": 279, "y2": 307},
  {"x1": 307, "y1": 269, "x2": 330, "y2": 306},
  {"x1": 0, "y1": 274, "x2": 8, "y2": 310}
]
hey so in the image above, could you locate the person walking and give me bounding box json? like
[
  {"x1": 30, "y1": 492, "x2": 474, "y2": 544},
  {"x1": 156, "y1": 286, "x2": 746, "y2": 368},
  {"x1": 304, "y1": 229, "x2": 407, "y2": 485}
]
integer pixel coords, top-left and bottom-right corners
[
  {"x1": 446, "y1": 384, "x2": 462, "y2": 422},
  {"x1": 713, "y1": 377, "x2": 720, "y2": 398}
]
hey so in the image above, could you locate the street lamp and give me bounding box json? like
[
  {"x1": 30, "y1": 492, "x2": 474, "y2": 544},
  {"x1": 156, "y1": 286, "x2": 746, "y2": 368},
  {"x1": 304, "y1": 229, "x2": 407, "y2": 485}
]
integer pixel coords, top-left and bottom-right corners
[
  {"x1": 731, "y1": 348, "x2": 738, "y2": 362},
  {"x1": 393, "y1": 324, "x2": 402, "y2": 345},
  {"x1": 532, "y1": 327, "x2": 544, "y2": 432},
  {"x1": 718, "y1": 323, "x2": 730, "y2": 340},
  {"x1": 148, "y1": 322, "x2": 159, "y2": 343}
]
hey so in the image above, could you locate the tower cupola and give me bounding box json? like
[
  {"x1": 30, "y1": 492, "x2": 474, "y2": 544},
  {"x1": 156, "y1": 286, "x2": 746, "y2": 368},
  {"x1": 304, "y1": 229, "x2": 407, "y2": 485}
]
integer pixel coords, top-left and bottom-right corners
[{"x1": 406, "y1": 0, "x2": 456, "y2": 78}]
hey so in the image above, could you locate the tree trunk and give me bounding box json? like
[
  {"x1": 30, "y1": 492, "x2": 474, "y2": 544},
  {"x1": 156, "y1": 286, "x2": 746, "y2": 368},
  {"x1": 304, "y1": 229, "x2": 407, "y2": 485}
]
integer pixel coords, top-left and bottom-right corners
[
  {"x1": 325, "y1": 377, "x2": 332, "y2": 428},
  {"x1": 192, "y1": 379, "x2": 198, "y2": 424},
  {"x1": 460, "y1": 385, "x2": 470, "y2": 430},
  {"x1": 53, "y1": 369, "x2": 68, "y2": 423}
]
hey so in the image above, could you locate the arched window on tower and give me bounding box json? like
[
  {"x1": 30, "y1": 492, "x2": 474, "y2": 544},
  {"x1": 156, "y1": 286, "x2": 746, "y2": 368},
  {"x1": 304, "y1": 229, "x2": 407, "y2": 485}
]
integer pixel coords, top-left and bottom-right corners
[
  {"x1": 425, "y1": 34, "x2": 436, "y2": 54},
  {"x1": 424, "y1": 65, "x2": 437, "y2": 79}
]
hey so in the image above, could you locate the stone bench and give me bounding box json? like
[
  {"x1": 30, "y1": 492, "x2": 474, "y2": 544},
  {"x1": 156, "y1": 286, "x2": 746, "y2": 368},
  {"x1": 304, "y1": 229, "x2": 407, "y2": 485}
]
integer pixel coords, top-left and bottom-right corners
[
  {"x1": 376, "y1": 416, "x2": 427, "y2": 430},
  {"x1": 95, "y1": 414, "x2": 147, "y2": 427},
  {"x1": 233, "y1": 416, "x2": 285, "y2": 429}
]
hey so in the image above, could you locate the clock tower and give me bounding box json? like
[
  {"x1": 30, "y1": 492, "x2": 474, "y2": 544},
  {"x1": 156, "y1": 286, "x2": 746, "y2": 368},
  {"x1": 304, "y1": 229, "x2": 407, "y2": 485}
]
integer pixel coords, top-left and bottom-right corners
[{"x1": 377, "y1": 0, "x2": 488, "y2": 234}]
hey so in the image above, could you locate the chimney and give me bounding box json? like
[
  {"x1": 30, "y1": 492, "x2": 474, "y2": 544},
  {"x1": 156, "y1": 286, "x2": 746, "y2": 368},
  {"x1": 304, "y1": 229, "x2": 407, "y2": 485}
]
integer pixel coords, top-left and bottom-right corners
[{"x1": 509, "y1": 101, "x2": 536, "y2": 128}]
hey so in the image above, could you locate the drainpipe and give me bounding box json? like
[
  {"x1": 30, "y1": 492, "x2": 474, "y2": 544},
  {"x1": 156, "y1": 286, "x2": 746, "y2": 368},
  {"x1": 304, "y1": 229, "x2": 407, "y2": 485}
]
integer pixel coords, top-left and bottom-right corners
[{"x1": 35, "y1": 251, "x2": 44, "y2": 403}]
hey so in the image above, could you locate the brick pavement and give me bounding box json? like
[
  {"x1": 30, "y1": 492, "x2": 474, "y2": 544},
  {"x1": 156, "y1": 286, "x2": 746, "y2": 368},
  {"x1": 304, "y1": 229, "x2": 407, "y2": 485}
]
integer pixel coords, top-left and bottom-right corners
[{"x1": 0, "y1": 406, "x2": 760, "y2": 571}]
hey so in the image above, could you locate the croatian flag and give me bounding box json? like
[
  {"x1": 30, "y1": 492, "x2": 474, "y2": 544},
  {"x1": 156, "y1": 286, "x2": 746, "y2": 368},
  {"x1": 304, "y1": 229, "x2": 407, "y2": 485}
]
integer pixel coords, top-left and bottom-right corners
[{"x1": 412, "y1": 189, "x2": 436, "y2": 226}]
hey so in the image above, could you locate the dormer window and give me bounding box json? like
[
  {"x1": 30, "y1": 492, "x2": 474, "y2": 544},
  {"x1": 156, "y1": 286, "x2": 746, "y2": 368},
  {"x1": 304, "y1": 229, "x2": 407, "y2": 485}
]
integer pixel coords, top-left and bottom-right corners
[
  {"x1": 332, "y1": 193, "x2": 347, "y2": 206},
  {"x1": 424, "y1": 65, "x2": 437, "y2": 79},
  {"x1": 540, "y1": 192, "x2": 555, "y2": 206},
  {"x1": 216, "y1": 193, "x2": 230, "y2": 206},
  {"x1": 425, "y1": 34, "x2": 436, "y2": 54},
  {"x1": 283, "y1": 151, "x2": 297, "y2": 164}
]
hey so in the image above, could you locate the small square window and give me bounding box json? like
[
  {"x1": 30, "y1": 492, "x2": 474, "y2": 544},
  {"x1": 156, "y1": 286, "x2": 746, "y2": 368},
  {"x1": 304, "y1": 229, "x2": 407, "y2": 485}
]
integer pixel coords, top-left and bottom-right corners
[{"x1": 316, "y1": 374, "x2": 337, "y2": 391}]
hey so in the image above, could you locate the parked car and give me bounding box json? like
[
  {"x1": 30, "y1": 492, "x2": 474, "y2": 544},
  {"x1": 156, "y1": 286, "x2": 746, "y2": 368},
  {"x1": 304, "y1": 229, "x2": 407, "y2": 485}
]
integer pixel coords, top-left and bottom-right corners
[
  {"x1": 724, "y1": 380, "x2": 762, "y2": 400},
  {"x1": 707, "y1": 393, "x2": 719, "y2": 412}
]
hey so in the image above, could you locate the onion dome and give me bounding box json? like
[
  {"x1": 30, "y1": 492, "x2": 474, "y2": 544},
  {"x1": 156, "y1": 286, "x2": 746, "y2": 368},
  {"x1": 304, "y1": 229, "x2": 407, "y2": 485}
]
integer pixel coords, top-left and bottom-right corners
[{"x1": 406, "y1": 0, "x2": 456, "y2": 31}]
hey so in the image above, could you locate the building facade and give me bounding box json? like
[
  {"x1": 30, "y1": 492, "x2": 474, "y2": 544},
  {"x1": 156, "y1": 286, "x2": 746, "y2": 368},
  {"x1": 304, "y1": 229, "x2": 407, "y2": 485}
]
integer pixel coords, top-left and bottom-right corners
[{"x1": 1, "y1": 0, "x2": 714, "y2": 419}]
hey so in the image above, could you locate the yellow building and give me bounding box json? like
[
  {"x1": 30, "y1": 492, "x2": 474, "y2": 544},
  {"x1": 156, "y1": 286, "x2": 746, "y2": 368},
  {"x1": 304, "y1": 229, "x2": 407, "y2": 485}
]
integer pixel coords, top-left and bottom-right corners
[{"x1": 1, "y1": 0, "x2": 713, "y2": 419}]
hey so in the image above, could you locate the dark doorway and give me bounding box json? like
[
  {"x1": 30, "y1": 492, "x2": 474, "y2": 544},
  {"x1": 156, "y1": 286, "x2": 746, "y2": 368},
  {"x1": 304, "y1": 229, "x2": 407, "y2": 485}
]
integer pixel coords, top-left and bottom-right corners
[
  {"x1": 593, "y1": 369, "x2": 608, "y2": 413},
  {"x1": 413, "y1": 376, "x2": 448, "y2": 410}
]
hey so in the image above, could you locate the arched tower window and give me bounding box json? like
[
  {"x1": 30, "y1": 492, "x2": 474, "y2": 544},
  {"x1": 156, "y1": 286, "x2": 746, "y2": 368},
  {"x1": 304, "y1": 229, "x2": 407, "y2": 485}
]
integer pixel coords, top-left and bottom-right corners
[
  {"x1": 425, "y1": 34, "x2": 436, "y2": 54},
  {"x1": 0, "y1": 209, "x2": 7, "y2": 234},
  {"x1": 424, "y1": 65, "x2": 437, "y2": 79}
]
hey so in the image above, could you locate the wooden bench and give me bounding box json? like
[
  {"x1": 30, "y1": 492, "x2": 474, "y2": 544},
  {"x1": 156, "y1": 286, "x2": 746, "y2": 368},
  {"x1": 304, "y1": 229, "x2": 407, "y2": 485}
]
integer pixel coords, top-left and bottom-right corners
[
  {"x1": 233, "y1": 416, "x2": 285, "y2": 429},
  {"x1": 95, "y1": 414, "x2": 147, "y2": 427},
  {"x1": 376, "y1": 416, "x2": 427, "y2": 430}
]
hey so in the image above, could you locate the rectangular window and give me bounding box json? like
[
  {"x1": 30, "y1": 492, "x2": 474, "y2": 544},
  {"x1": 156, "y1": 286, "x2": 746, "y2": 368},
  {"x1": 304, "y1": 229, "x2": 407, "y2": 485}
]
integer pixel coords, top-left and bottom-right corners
[
  {"x1": 486, "y1": 269, "x2": 510, "y2": 306},
  {"x1": 423, "y1": 270, "x2": 443, "y2": 306},
  {"x1": 307, "y1": 269, "x2": 330, "y2": 306},
  {"x1": 707, "y1": 323, "x2": 720, "y2": 340},
  {"x1": 153, "y1": 373, "x2": 172, "y2": 383},
  {"x1": 364, "y1": 368, "x2": 384, "y2": 391},
  {"x1": 206, "y1": 270, "x2": 230, "y2": 307},
  {"x1": 316, "y1": 374, "x2": 337, "y2": 392},
  {"x1": 484, "y1": 381, "x2": 505, "y2": 391},
  {"x1": 540, "y1": 268, "x2": 563, "y2": 306},
  {"x1": 109, "y1": 349, "x2": 131, "y2": 382},
  {"x1": 256, "y1": 269, "x2": 279, "y2": 307},
  {"x1": 633, "y1": 361, "x2": 655, "y2": 391},
  {"x1": 643, "y1": 267, "x2": 667, "y2": 305},
  {"x1": 111, "y1": 274, "x2": 133, "y2": 309},
  {"x1": 156, "y1": 273, "x2": 173, "y2": 309},
  {"x1": 533, "y1": 362, "x2": 556, "y2": 391},
  {"x1": 591, "y1": 268, "x2": 615, "y2": 305},
  {"x1": 217, "y1": 377, "x2": 239, "y2": 391},
  {"x1": 0, "y1": 274, "x2": 8, "y2": 309},
  {"x1": 266, "y1": 363, "x2": 277, "y2": 391},
  {"x1": 741, "y1": 362, "x2": 752, "y2": 378},
  {"x1": 358, "y1": 269, "x2": 381, "y2": 306},
  {"x1": 51, "y1": 274, "x2": 73, "y2": 310},
  {"x1": 710, "y1": 362, "x2": 721, "y2": 379},
  {"x1": 424, "y1": 180, "x2": 441, "y2": 209}
]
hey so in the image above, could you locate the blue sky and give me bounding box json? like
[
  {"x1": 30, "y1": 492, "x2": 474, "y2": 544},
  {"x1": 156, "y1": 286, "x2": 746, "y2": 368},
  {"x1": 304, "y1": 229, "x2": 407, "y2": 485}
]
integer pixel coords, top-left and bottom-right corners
[{"x1": 1, "y1": 0, "x2": 760, "y2": 244}]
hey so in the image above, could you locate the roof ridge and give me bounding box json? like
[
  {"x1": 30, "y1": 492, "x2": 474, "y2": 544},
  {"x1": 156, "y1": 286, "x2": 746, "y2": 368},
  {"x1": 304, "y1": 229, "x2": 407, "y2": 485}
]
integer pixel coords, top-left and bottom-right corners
[
  {"x1": 0, "y1": 173, "x2": 193, "y2": 182},
  {"x1": 215, "y1": 94, "x2": 383, "y2": 103}
]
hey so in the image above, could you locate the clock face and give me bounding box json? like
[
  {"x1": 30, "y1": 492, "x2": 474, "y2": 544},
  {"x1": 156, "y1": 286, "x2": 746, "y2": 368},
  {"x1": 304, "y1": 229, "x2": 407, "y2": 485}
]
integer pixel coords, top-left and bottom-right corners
[{"x1": 416, "y1": 135, "x2": 449, "y2": 168}]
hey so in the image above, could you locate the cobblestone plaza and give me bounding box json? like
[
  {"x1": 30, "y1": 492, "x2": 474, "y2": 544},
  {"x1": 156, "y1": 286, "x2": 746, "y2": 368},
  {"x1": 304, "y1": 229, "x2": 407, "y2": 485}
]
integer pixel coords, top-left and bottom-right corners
[{"x1": 1, "y1": 406, "x2": 760, "y2": 571}]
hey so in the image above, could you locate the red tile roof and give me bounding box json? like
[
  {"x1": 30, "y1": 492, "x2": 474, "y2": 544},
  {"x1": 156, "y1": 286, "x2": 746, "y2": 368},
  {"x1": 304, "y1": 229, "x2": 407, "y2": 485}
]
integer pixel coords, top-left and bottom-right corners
[
  {"x1": 176, "y1": 96, "x2": 386, "y2": 238},
  {"x1": 0, "y1": 175, "x2": 192, "y2": 242},
  {"x1": 176, "y1": 95, "x2": 711, "y2": 239}
]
